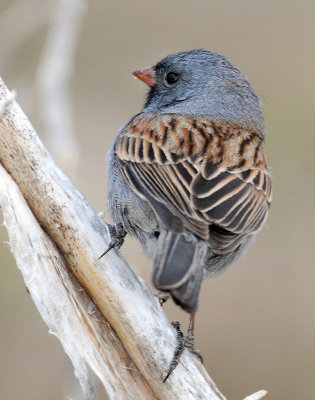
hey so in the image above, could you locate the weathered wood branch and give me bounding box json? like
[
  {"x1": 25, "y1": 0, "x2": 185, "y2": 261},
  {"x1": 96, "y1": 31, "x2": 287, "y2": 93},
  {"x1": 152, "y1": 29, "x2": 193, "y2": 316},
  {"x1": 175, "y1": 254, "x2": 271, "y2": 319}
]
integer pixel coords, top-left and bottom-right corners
[
  {"x1": 0, "y1": 78, "x2": 267, "y2": 400},
  {"x1": 0, "y1": 162, "x2": 154, "y2": 399}
]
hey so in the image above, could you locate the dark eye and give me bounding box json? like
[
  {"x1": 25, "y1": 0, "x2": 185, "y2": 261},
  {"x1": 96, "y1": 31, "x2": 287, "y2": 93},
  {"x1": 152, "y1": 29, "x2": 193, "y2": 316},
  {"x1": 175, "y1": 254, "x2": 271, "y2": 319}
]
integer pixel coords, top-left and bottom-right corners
[{"x1": 165, "y1": 71, "x2": 179, "y2": 85}]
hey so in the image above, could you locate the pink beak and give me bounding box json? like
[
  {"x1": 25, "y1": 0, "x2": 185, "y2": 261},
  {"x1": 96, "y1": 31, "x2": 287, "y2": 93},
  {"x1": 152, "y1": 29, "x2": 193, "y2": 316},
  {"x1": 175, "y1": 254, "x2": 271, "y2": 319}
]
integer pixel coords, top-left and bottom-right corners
[{"x1": 132, "y1": 66, "x2": 156, "y2": 87}]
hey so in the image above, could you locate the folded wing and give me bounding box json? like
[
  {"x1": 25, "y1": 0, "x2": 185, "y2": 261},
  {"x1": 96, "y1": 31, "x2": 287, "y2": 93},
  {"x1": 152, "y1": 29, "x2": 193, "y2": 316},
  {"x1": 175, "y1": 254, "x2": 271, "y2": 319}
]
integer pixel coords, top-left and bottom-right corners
[{"x1": 115, "y1": 113, "x2": 272, "y2": 254}]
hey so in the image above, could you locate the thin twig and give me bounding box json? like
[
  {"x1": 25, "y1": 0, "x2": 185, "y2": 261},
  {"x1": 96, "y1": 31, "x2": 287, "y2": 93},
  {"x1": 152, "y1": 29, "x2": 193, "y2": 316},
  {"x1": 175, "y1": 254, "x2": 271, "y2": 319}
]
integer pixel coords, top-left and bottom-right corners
[{"x1": 243, "y1": 390, "x2": 268, "y2": 400}]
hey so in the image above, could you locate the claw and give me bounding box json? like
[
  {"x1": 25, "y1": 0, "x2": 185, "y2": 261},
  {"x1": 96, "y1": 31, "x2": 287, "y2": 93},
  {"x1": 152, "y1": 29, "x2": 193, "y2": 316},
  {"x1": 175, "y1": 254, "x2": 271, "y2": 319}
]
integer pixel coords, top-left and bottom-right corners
[
  {"x1": 98, "y1": 241, "x2": 117, "y2": 259},
  {"x1": 163, "y1": 321, "x2": 185, "y2": 383}
]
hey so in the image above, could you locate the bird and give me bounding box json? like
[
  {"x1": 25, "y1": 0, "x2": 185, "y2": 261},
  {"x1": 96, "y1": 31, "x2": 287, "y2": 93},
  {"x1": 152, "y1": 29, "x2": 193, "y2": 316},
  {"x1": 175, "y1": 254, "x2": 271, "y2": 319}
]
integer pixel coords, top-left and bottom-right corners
[{"x1": 106, "y1": 49, "x2": 272, "y2": 379}]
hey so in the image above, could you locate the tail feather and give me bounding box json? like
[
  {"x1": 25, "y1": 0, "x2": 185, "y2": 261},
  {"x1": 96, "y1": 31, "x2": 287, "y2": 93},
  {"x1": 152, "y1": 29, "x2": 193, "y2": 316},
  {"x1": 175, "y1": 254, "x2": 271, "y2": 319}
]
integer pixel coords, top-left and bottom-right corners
[{"x1": 153, "y1": 231, "x2": 208, "y2": 313}]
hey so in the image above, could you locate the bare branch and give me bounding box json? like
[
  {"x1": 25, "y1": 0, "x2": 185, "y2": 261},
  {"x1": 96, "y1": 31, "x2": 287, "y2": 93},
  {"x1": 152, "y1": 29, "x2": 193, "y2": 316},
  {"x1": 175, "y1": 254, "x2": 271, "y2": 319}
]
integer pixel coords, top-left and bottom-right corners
[
  {"x1": 0, "y1": 89, "x2": 16, "y2": 119},
  {"x1": 36, "y1": 0, "x2": 85, "y2": 178},
  {"x1": 0, "y1": 77, "x2": 229, "y2": 399},
  {"x1": 0, "y1": 163, "x2": 156, "y2": 399}
]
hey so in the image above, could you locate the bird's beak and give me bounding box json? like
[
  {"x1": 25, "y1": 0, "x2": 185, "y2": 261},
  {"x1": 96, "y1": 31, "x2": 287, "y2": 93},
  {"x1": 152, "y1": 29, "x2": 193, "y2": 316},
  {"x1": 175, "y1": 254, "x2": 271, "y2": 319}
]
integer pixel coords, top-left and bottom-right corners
[{"x1": 132, "y1": 66, "x2": 156, "y2": 87}]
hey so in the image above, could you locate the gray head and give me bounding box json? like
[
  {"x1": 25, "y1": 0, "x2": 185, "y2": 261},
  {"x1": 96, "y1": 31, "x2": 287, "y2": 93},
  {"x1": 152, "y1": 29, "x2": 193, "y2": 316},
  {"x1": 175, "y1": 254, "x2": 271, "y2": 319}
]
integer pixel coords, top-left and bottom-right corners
[{"x1": 134, "y1": 50, "x2": 264, "y2": 135}]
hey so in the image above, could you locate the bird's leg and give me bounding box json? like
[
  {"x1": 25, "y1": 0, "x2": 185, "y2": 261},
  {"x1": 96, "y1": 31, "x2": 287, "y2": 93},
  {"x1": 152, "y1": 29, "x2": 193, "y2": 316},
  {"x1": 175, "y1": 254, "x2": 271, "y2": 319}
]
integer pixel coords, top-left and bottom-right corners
[
  {"x1": 99, "y1": 223, "x2": 127, "y2": 259},
  {"x1": 163, "y1": 313, "x2": 203, "y2": 382},
  {"x1": 183, "y1": 312, "x2": 203, "y2": 362},
  {"x1": 155, "y1": 291, "x2": 170, "y2": 306}
]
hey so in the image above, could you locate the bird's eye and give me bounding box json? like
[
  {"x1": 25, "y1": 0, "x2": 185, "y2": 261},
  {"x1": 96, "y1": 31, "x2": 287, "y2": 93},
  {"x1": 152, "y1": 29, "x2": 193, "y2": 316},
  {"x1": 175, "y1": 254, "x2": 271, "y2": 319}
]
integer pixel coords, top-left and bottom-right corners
[{"x1": 165, "y1": 72, "x2": 179, "y2": 85}]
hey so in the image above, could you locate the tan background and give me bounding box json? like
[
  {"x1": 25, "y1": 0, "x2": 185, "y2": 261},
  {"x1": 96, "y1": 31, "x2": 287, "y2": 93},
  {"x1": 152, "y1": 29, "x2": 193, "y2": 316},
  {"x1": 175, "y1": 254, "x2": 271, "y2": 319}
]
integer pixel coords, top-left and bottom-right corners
[{"x1": 0, "y1": 1, "x2": 314, "y2": 399}]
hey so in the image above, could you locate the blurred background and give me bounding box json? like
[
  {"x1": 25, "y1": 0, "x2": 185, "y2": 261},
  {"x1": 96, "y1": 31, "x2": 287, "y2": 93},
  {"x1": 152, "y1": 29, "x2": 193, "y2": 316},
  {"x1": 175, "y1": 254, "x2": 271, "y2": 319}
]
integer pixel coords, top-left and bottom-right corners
[{"x1": 0, "y1": 0, "x2": 314, "y2": 399}]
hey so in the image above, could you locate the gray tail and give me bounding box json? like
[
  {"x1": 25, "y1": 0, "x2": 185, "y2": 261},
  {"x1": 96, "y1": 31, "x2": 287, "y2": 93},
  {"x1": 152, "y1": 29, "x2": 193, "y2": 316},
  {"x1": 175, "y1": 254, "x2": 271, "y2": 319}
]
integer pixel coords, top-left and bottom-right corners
[{"x1": 153, "y1": 231, "x2": 208, "y2": 313}]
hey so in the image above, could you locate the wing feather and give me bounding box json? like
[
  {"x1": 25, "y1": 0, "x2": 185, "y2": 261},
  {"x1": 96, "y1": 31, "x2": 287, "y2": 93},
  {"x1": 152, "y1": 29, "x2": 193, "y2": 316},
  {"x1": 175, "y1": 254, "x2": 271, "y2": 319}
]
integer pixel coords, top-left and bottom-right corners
[{"x1": 115, "y1": 113, "x2": 272, "y2": 253}]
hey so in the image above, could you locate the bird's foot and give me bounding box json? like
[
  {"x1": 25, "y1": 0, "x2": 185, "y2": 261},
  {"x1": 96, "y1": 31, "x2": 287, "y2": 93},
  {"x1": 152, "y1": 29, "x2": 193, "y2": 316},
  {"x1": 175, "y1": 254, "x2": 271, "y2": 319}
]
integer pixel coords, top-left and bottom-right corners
[
  {"x1": 155, "y1": 291, "x2": 170, "y2": 306},
  {"x1": 163, "y1": 315, "x2": 203, "y2": 382},
  {"x1": 99, "y1": 223, "x2": 127, "y2": 259},
  {"x1": 183, "y1": 328, "x2": 203, "y2": 363}
]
